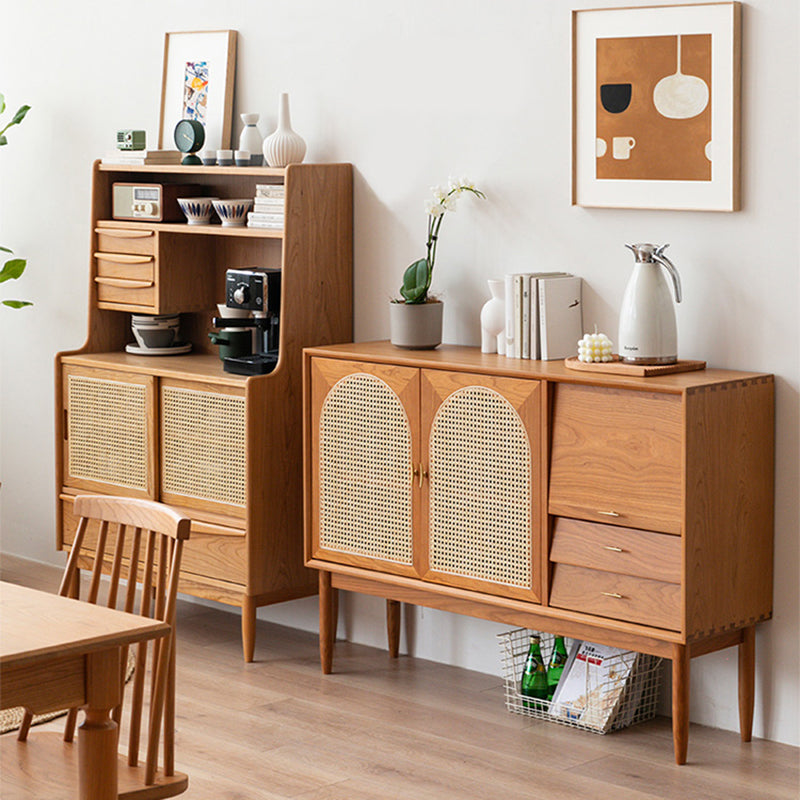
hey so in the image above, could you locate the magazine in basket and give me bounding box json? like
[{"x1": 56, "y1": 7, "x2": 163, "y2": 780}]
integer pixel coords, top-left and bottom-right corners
[{"x1": 549, "y1": 641, "x2": 640, "y2": 732}]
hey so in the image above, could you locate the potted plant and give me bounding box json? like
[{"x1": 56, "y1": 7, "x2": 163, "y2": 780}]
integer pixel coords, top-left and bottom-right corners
[
  {"x1": 1, "y1": 93, "x2": 31, "y2": 309},
  {"x1": 390, "y1": 177, "x2": 485, "y2": 349}
]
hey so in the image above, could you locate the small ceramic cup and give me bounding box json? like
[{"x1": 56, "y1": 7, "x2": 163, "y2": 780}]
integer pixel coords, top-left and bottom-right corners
[
  {"x1": 200, "y1": 150, "x2": 217, "y2": 166},
  {"x1": 216, "y1": 149, "x2": 233, "y2": 166},
  {"x1": 235, "y1": 150, "x2": 251, "y2": 167}
]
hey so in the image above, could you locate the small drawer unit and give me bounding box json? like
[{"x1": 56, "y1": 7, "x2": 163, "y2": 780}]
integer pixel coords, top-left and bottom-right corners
[{"x1": 94, "y1": 226, "x2": 159, "y2": 312}]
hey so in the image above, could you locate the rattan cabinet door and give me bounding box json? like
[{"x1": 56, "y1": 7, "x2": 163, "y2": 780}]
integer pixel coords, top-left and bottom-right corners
[
  {"x1": 62, "y1": 365, "x2": 156, "y2": 498},
  {"x1": 310, "y1": 358, "x2": 421, "y2": 577},
  {"x1": 420, "y1": 370, "x2": 543, "y2": 602},
  {"x1": 160, "y1": 379, "x2": 247, "y2": 519}
]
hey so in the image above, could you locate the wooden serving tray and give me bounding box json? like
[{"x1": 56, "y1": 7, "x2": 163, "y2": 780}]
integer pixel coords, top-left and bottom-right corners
[{"x1": 564, "y1": 355, "x2": 707, "y2": 377}]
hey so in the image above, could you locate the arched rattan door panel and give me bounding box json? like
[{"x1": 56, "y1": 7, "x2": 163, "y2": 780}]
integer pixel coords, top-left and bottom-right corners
[
  {"x1": 420, "y1": 370, "x2": 543, "y2": 602},
  {"x1": 310, "y1": 358, "x2": 420, "y2": 577},
  {"x1": 63, "y1": 366, "x2": 155, "y2": 498}
]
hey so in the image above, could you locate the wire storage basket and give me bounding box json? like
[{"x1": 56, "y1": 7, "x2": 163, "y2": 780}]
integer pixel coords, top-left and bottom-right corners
[{"x1": 497, "y1": 628, "x2": 663, "y2": 734}]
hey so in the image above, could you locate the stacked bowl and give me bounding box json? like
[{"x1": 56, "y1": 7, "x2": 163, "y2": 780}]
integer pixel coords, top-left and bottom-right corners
[{"x1": 131, "y1": 314, "x2": 181, "y2": 350}]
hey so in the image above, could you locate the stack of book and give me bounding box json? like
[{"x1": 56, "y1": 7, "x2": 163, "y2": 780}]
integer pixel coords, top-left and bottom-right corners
[
  {"x1": 504, "y1": 272, "x2": 583, "y2": 361},
  {"x1": 100, "y1": 150, "x2": 182, "y2": 166},
  {"x1": 247, "y1": 184, "x2": 286, "y2": 230}
]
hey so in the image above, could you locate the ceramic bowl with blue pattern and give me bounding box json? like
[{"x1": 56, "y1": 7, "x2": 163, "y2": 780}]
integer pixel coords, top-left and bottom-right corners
[
  {"x1": 177, "y1": 197, "x2": 218, "y2": 225},
  {"x1": 211, "y1": 198, "x2": 254, "y2": 227}
]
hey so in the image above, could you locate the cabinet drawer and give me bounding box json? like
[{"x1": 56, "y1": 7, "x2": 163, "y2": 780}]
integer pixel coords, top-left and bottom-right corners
[
  {"x1": 181, "y1": 530, "x2": 247, "y2": 585},
  {"x1": 95, "y1": 278, "x2": 156, "y2": 309},
  {"x1": 96, "y1": 252, "x2": 155, "y2": 282},
  {"x1": 95, "y1": 227, "x2": 156, "y2": 255},
  {"x1": 550, "y1": 563, "x2": 680, "y2": 630},
  {"x1": 550, "y1": 517, "x2": 680, "y2": 583},
  {"x1": 549, "y1": 384, "x2": 682, "y2": 534}
]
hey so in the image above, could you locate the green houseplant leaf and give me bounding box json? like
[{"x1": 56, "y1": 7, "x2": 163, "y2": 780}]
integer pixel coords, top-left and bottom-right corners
[
  {"x1": 399, "y1": 258, "x2": 430, "y2": 304},
  {"x1": 0, "y1": 258, "x2": 27, "y2": 283}
]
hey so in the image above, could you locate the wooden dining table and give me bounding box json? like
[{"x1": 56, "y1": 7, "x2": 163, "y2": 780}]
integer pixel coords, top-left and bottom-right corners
[{"x1": 0, "y1": 580, "x2": 170, "y2": 800}]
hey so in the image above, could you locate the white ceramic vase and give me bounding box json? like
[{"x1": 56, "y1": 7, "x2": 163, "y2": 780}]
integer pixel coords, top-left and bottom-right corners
[
  {"x1": 238, "y1": 113, "x2": 264, "y2": 166},
  {"x1": 262, "y1": 93, "x2": 306, "y2": 168},
  {"x1": 480, "y1": 278, "x2": 506, "y2": 354}
]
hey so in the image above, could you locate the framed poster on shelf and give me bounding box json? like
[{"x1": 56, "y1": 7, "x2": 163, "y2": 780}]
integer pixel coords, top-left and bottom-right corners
[
  {"x1": 158, "y1": 30, "x2": 237, "y2": 152},
  {"x1": 572, "y1": 3, "x2": 741, "y2": 211}
]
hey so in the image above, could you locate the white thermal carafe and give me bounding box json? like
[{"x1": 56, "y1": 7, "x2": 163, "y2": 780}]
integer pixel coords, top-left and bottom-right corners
[{"x1": 618, "y1": 243, "x2": 682, "y2": 365}]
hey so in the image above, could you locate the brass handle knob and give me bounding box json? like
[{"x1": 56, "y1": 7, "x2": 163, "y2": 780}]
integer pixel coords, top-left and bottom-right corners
[
  {"x1": 597, "y1": 510, "x2": 620, "y2": 517},
  {"x1": 418, "y1": 463, "x2": 427, "y2": 488},
  {"x1": 601, "y1": 592, "x2": 624, "y2": 599},
  {"x1": 603, "y1": 545, "x2": 624, "y2": 552}
]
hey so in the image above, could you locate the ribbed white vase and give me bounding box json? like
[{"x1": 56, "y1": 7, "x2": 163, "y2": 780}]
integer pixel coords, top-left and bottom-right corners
[{"x1": 262, "y1": 93, "x2": 306, "y2": 168}]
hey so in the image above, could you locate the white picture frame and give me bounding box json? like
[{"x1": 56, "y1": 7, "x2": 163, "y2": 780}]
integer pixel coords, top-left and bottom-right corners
[
  {"x1": 158, "y1": 30, "x2": 237, "y2": 152},
  {"x1": 572, "y1": 3, "x2": 741, "y2": 211}
]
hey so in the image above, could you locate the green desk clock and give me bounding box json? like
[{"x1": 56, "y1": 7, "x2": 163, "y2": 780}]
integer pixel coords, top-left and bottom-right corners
[{"x1": 174, "y1": 119, "x2": 205, "y2": 165}]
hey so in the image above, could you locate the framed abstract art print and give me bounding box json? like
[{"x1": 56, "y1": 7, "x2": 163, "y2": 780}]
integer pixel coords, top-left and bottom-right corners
[
  {"x1": 158, "y1": 30, "x2": 237, "y2": 152},
  {"x1": 572, "y1": 3, "x2": 741, "y2": 211}
]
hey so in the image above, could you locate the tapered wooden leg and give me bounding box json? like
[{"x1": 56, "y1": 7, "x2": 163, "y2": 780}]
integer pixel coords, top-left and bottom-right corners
[
  {"x1": 332, "y1": 587, "x2": 339, "y2": 642},
  {"x1": 738, "y1": 625, "x2": 755, "y2": 742},
  {"x1": 672, "y1": 644, "x2": 690, "y2": 765},
  {"x1": 242, "y1": 596, "x2": 256, "y2": 663},
  {"x1": 319, "y1": 571, "x2": 335, "y2": 674},
  {"x1": 386, "y1": 599, "x2": 401, "y2": 658}
]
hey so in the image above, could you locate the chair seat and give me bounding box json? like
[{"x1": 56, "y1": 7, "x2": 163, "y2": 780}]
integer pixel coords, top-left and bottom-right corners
[{"x1": 1, "y1": 733, "x2": 188, "y2": 800}]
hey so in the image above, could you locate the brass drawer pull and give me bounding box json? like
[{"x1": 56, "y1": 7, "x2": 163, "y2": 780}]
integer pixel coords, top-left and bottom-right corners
[
  {"x1": 412, "y1": 463, "x2": 427, "y2": 487},
  {"x1": 603, "y1": 545, "x2": 624, "y2": 552},
  {"x1": 601, "y1": 591, "x2": 624, "y2": 599},
  {"x1": 597, "y1": 510, "x2": 620, "y2": 517}
]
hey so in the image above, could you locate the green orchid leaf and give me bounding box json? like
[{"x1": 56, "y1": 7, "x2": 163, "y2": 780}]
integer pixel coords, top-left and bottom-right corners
[
  {"x1": 400, "y1": 258, "x2": 430, "y2": 304},
  {"x1": 0, "y1": 94, "x2": 5, "y2": 114},
  {"x1": 0, "y1": 258, "x2": 26, "y2": 283},
  {"x1": 2, "y1": 299, "x2": 33, "y2": 308},
  {"x1": 0, "y1": 134, "x2": 7, "y2": 146},
  {"x1": 11, "y1": 105, "x2": 31, "y2": 126},
  {"x1": 0, "y1": 246, "x2": 13, "y2": 253}
]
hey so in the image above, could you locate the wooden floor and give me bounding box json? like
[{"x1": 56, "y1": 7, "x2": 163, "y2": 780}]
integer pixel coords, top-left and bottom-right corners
[{"x1": 2, "y1": 554, "x2": 797, "y2": 800}]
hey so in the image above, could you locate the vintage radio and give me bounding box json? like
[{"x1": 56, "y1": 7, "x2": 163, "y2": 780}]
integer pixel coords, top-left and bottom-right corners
[
  {"x1": 111, "y1": 183, "x2": 201, "y2": 222},
  {"x1": 116, "y1": 129, "x2": 146, "y2": 150}
]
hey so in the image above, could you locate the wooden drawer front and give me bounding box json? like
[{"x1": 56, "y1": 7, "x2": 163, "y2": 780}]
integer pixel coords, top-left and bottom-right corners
[
  {"x1": 550, "y1": 564, "x2": 680, "y2": 630},
  {"x1": 181, "y1": 530, "x2": 247, "y2": 585},
  {"x1": 549, "y1": 384, "x2": 683, "y2": 534},
  {"x1": 550, "y1": 517, "x2": 681, "y2": 584},
  {"x1": 95, "y1": 227, "x2": 156, "y2": 255},
  {"x1": 96, "y1": 277, "x2": 156, "y2": 309},
  {"x1": 96, "y1": 252, "x2": 155, "y2": 283}
]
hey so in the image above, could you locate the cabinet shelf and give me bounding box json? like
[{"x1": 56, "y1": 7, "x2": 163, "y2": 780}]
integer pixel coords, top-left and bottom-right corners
[
  {"x1": 95, "y1": 219, "x2": 283, "y2": 239},
  {"x1": 98, "y1": 163, "x2": 287, "y2": 178}
]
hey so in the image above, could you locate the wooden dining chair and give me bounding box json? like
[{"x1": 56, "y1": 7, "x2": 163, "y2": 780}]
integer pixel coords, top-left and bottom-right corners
[{"x1": 13, "y1": 495, "x2": 191, "y2": 799}]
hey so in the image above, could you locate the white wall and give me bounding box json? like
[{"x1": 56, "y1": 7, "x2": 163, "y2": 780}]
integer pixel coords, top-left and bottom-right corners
[{"x1": 1, "y1": 0, "x2": 797, "y2": 747}]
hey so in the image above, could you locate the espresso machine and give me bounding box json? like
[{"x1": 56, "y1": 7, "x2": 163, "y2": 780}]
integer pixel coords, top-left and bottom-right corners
[{"x1": 213, "y1": 267, "x2": 281, "y2": 375}]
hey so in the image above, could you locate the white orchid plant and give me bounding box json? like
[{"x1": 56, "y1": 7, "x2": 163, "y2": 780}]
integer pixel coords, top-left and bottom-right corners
[{"x1": 398, "y1": 177, "x2": 486, "y2": 304}]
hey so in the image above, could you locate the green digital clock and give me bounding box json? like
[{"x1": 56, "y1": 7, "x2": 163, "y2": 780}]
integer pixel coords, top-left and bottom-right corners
[{"x1": 173, "y1": 119, "x2": 205, "y2": 165}]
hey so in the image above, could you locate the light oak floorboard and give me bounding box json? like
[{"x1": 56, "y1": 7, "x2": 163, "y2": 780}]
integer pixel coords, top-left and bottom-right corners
[{"x1": 1, "y1": 555, "x2": 797, "y2": 800}]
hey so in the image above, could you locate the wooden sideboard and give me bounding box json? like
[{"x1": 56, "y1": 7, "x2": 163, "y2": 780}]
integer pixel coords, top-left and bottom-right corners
[
  {"x1": 302, "y1": 341, "x2": 774, "y2": 764},
  {"x1": 56, "y1": 161, "x2": 353, "y2": 661}
]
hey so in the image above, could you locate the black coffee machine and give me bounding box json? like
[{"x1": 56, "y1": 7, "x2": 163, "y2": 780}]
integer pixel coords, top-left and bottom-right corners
[{"x1": 213, "y1": 267, "x2": 281, "y2": 375}]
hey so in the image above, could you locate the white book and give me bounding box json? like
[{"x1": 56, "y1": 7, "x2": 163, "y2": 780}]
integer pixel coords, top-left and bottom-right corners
[
  {"x1": 252, "y1": 199, "x2": 285, "y2": 210},
  {"x1": 549, "y1": 641, "x2": 639, "y2": 732},
  {"x1": 513, "y1": 275, "x2": 524, "y2": 359},
  {"x1": 529, "y1": 272, "x2": 570, "y2": 360},
  {"x1": 504, "y1": 274, "x2": 516, "y2": 358},
  {"x1": 247, "y1": 211, "x2": 284, "y2": 223},
  {"x1": 539, "y1": 275, "x2": 583, "y2": 360},
  {"x1": 255, "y1": 184, "x2": 286, "y2": 198},
  {"x1": 520, "y1": 274, "x2": 532, "y2": 359}
]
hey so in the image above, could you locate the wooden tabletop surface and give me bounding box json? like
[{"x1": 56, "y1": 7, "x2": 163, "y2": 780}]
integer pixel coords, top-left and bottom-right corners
[{"x1": 0, "y1": 581, "x2": 169, "y2": 669}]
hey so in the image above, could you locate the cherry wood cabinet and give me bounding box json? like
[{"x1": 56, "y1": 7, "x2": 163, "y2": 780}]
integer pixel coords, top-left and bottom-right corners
[
  {"x1": 303, "y1": 341, "x2": 774, "y2": 764},
  {"x1": 57, "y1": 161, "x2": 353, "y2": 661}
]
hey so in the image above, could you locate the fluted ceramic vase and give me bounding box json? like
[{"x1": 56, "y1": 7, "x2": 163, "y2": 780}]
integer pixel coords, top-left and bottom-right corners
[{"x1": 263, "y1": 93, "x2": 306, "y2": 168}]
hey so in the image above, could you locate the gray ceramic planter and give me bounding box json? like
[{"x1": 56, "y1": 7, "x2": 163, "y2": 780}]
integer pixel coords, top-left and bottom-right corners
[{"x1": 389, "y1": 300, "x2": 443, "y2": 349}]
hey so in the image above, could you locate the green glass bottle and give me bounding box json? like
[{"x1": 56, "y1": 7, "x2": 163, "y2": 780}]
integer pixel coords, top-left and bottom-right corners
[
  {"x1": 546, "y1": 635, "x2": 568, "y2": 700},
  {"x1": 520, "y1": 634, "x2": 548, "y2": 709}
]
